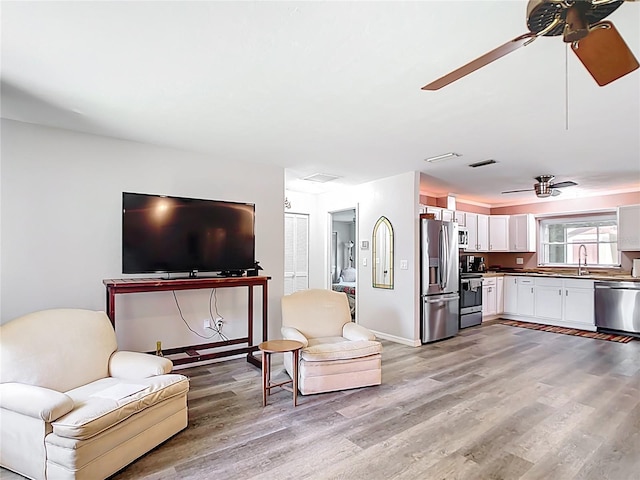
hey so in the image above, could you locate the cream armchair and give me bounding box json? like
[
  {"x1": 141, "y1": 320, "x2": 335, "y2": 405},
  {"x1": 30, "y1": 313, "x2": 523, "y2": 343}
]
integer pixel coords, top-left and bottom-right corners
[
  {"x1": 0, "y1": 309, "x2": 189, "y2": 480},
  {"x1": 281, "y1": 289, "x2": 382, "y2": 395}
]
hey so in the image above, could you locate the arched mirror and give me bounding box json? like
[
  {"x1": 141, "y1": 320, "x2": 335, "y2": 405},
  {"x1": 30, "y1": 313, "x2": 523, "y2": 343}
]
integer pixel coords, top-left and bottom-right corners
[{"x1": 372, "y1": 216, "x2": 393, "y2": 289}]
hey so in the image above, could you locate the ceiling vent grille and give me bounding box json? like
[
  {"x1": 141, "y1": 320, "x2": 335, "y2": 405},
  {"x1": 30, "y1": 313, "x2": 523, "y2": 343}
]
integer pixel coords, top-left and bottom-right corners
[
  {"x1": 303, "y1": 173, "x2": 341, "y2": 183},
  {"x1": 468, "y1": 159, "x2": 497, "y2": 168}
]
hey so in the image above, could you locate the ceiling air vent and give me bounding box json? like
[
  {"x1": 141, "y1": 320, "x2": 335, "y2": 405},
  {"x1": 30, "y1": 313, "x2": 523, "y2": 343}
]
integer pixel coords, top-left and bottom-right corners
[
  {"x1": 468, "y1": 159, "x2": 497, "y2": 168},
  {"x1": 303, "y1": 173, "x2": 341, "y2": 183}
]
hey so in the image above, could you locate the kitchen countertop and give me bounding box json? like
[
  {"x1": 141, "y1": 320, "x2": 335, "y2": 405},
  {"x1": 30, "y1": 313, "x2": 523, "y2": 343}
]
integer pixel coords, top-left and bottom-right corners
[{"x1": 481, "y1": 270, "x2": 640, "y2": 282}]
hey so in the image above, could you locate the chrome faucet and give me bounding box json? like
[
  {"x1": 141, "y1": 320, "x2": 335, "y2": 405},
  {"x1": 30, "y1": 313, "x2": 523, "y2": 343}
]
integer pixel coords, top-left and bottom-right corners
[{"x1": 578, "y1": 244, "x2": 588, "y2": 276}]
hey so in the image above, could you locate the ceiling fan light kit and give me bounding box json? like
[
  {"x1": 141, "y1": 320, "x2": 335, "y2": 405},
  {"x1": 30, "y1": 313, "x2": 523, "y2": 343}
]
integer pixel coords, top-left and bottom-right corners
[{"x1": 422, "y1": 0, "x2": 638, "y2": 91}]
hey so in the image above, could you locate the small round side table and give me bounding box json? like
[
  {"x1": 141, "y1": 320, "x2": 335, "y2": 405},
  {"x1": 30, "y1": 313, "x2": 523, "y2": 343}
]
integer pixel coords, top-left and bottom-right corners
[{"x1": 258, "y1": 340, "x2": 304, "y2": 407}]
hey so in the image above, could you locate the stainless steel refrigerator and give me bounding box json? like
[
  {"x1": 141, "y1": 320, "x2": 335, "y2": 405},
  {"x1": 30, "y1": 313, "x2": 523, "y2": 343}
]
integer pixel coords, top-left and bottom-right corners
[{"x1": 421, "y1": 218, "x2": 460, "y2": 343}]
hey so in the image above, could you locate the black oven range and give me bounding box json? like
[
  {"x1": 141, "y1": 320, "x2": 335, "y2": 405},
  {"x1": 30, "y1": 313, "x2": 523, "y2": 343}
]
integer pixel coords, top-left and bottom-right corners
[{"x1": 460, "y1": 273, "x2": 483, "y2": 328}]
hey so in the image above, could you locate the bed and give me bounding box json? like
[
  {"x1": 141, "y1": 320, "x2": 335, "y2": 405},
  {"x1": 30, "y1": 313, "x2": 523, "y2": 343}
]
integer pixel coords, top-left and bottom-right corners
[{"x1": 332, "y1": 267, "x2": 356, "y2": 318}]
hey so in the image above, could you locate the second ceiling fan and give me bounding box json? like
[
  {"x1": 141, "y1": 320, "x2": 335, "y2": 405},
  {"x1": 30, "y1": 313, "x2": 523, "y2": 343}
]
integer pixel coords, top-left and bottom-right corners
[
  {"x1": 422, "y1": 0, "x2": 639, "y2": 90},
  {"x1": 502, "y1": 175, "x2": 578, "y2": 198}
]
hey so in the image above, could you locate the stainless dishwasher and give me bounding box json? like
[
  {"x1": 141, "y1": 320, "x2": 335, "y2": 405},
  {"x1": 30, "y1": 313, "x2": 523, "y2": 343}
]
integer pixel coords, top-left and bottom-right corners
[{"x1": 594, "y1": 281, "x2": 640, "y2": 335}]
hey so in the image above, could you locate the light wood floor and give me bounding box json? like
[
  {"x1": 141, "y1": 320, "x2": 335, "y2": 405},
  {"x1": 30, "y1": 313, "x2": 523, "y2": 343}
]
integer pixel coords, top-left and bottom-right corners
[{"x1": 3, "y1": 322, "x2": 639, "y2": 479}]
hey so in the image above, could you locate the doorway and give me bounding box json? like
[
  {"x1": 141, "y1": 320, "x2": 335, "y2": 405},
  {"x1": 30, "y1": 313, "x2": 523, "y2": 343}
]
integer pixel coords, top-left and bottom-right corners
[{"x1": 329, "y1": 208, "x2": 357, "y2": 319}]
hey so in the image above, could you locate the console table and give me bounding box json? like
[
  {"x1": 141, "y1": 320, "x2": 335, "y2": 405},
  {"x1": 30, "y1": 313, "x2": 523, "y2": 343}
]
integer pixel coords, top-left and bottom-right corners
[{"x1": 103, "y1": 276, "x2": 271, "y2": 367}]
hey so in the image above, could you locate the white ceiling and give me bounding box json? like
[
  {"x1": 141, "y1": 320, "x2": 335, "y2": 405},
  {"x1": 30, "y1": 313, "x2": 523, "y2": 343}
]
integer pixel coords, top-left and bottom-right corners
[{"x1": 2, "y1": 1, "x2": 639, "y2": 206}]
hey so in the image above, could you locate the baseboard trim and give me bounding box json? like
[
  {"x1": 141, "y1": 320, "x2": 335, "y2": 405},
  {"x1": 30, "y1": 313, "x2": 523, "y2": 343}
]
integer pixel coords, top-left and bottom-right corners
[{"x1": 371, "y1": 330, "x2": 421, "y2": 347}]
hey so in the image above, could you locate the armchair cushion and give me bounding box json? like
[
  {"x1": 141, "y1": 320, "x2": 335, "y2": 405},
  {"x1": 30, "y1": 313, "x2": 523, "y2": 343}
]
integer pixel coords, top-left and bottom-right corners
[
  {"x1": 54, "y1": 374, "x2": 188, "y2": 440},
  {"x1": 0, "y1": 383, "x2": 74, "y2": 421},
  {"x1": 109, "y1": 351, "x2": 173, "y2": 379},
  {"x1": 300, "y1": 340, "x2": 382, "y2": 362}
]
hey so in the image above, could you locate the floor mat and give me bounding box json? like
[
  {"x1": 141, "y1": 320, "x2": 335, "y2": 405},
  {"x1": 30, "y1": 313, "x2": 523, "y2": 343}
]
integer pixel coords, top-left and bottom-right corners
[{"x1": 499, "y1": 319, "x2": 636, "y2": 343}]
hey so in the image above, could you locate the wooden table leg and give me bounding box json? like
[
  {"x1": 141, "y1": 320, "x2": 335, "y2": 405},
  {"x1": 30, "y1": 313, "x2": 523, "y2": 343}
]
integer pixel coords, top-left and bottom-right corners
[
  {"x1": 261, "y1": 350, "x2": 268, "y2": 407},
  {"x1": 293, "y1": 349, "x2": 299, "y2": 407}
]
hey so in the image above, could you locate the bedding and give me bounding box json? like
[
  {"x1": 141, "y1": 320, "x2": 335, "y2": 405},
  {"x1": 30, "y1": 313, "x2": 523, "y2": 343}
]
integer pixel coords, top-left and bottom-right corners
[{"x1": 332, "y1": 280, "x2": 356, "y2": 317}]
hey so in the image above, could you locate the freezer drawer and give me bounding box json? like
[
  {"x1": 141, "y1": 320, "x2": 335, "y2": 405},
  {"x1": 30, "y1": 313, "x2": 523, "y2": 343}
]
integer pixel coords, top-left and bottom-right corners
[{"x1": 422, "y1": 293, "x2": 459, "y2": 343}]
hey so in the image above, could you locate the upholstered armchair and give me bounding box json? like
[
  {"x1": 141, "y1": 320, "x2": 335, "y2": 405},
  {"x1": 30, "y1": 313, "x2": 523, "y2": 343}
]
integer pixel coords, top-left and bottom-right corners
[
  {"x1": 0, "y1": 309, "x2": 189, "y2": 480},
  {"x1": 281, "y1": 289, "x2": 382, "y2": 395}
]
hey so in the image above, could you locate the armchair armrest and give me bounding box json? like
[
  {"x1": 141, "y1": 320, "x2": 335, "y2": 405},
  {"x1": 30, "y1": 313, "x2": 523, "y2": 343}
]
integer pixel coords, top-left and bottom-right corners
[
  {"x1": 109, "y1": 351, "x2": 173, "y2": 379},
  {"x1": 281, "y1": 326, "x2": 309, "y2": 347},
  {"x1": 343, "y1": 322, "x2": 376, "y2": 341},
  {"x1": 0, "y1": 382, "x2": 74, "y2": 421}
]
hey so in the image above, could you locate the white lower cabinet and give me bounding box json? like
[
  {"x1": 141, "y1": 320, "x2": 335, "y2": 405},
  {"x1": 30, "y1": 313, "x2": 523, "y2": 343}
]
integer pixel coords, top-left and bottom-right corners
[
  {"x1": 482, "y1": 276, "x2": 504, "y2": 319},
  {"x1": 504, "y1": 276, "x2": 518, "y2": 314},
  {"x1": 534, "y1": 277, "x2": 563, "y2": 321},
  {"x1": 503, "y1": 275, "x2": 595, "y2": 331},
  {"x1": 516, "y1": 277, "x2": 535, "y2": 316},
  {"x1": 563, "y1": 279, "x2": 595, "y2": 328},
  {"x1": 482, "y1": 278, "x2": 497, "y2": 317}
]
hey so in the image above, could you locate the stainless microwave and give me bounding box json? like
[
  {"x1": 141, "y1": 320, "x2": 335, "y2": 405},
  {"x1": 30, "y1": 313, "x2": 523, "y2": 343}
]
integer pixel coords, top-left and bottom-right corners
[{"x1": 458, "y1": 227, "x2": 469, "y2": 249}]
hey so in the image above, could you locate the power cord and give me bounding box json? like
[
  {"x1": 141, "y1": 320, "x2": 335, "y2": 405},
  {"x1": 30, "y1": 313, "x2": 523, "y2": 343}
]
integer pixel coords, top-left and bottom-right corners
[
  {"x1": 209, "y1": 289, "x2": 229, "y2": 341},
  {"x1": 172, "y1": 290, "x2": 227, "y2": 341}
]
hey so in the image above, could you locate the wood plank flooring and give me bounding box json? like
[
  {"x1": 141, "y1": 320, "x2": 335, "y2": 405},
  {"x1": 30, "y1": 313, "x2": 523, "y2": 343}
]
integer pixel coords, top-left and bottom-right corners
[{"x1": 2, "y1": 322, "x2": 639, "y2": 479}]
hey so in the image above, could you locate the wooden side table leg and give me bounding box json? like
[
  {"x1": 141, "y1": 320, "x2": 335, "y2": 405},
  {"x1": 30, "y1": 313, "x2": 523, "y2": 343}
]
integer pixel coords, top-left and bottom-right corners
[
  {"x1": 267, "y1": 352, "x2": 272, "y2": 396},
  {"x1": 261, "y1": 350, "x2": 268, "y2": 407},
  {"x1": 293, "y1": 349, "x2": 299, "y2": 407}
]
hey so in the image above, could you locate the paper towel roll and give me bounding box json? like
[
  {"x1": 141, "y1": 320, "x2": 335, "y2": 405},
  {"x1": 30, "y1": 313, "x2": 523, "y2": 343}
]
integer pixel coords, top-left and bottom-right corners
[{"x1": 633, "y1": 258, "x2": 640, "y2": 278}]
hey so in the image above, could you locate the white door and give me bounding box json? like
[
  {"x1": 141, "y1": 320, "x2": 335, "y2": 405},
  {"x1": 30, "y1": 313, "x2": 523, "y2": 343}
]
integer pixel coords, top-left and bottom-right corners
[{"x1": 284, "y1": 213, "x2": 309, "y2": 295}]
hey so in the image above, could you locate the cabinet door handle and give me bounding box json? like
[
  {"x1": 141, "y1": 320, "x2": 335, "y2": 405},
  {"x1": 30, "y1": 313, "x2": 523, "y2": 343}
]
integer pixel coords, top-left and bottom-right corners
[
  {"x1": 559, "y1": 289, "x2": 562, "y2": 295},
  {"x1": 531, "y1": 287, "x2": 534, "y2": 293},
  {"x1": 566, "y1": 290, "x2": 568, "y2": 296}
]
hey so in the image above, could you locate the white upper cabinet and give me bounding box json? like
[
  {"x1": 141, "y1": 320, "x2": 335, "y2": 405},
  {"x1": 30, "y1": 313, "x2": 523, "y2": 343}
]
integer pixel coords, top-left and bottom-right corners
[
  {"x1": 477, "y1": 214, "x2": 489, "y2": 251},
  {"x1": 466, "y1": 213, "x2": 489, "y2": 252},
  {"x1": 441, "y1": 209, "x2": 454, "y2": 222},
  {"x1": 618, "y1": 205, "x2": 640, "y2": 251},
  {"x1": 489, "y1": 215, "x2": 509, "y2": 251},
  {"x1": 509, "y1": 214, "x2": 536, "y2": 252},
  {"x1": 454, "y1": 211, "x2": 466, "y2": 227}
]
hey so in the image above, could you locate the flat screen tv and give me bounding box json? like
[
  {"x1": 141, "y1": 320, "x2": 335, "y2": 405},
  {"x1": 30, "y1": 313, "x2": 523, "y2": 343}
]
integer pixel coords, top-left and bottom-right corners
[{"x1": 122, "y1": 192, "x2": 255, "y2": 276}]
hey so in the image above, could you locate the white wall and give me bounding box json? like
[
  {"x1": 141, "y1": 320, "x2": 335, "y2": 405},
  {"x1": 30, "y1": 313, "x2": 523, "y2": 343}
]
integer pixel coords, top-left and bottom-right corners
[
  {"x1": 1, "y1": 119, "x2": 284, "y2": 352},
  {"x1": 315, "y1": 171, "x2": 421, "y2": 346}
]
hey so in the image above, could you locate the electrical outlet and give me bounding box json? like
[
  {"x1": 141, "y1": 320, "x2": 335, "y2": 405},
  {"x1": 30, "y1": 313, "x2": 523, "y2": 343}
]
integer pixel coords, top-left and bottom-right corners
[
  {"x1": 203, "y1": 318, "x2": 212, "y2": 329},
  {"x1": 216, "y1": 319, "x2": 224, "y2": 330},
  {"x1": 516, "y1": 257, "x2": 524, "y2": 265}
]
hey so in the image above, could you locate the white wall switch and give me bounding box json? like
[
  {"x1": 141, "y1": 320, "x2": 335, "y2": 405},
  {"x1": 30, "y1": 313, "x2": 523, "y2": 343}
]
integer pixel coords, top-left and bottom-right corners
[
  {"x1": 400, "y1": 260, "x2": 408, "y2": 270},
  {"x1": 363, "y1": 257, "x2": 367, "y2": 266},
  {"x1": 516, "y1": 257, "x2": 524, "y2": 265}
]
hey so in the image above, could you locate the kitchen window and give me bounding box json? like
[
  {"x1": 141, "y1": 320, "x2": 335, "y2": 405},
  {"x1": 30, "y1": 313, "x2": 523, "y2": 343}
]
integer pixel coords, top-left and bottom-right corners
[{"x1": 538, "y1": 213, "x2": 619, "y2": 267}]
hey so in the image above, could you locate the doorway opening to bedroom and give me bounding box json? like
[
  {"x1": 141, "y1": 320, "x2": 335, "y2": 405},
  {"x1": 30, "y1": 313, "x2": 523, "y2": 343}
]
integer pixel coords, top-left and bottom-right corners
[{"x1": 329, "y1": 208, "x2": 357, "y2": 320}]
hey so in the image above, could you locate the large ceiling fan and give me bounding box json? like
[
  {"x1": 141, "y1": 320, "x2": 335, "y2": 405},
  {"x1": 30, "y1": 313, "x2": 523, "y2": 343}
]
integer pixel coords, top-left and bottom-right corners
[
  {"x1": 502, "y1": 175, "x2": 578, "y2": 197},
  {"x1": 422, "y1": 0, "x2": 639, "y2": 90}
]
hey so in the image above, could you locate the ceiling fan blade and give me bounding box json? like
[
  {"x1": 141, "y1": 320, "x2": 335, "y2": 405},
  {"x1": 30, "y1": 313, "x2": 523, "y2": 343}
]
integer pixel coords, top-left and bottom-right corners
[
  {"x1": 549, "y1": 181, "x2": 578, "y2": 189},
  {"x1": 501, "y1": 188, "x2": 534, "y2": 194},
  {"x1": 422, "y1": 33, "x2": 536, "y2": 90},
  {"x1": 571, "y1": 21, "x2": 639, "y2": 86}
]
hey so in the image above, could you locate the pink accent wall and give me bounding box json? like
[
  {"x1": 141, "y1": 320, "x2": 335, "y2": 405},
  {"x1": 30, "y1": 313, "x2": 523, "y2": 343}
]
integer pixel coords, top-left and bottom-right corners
[
  {"x1": 420, "y1": 190, "x2": 640, "y2": 272},
  {"x1": 491, "y1": 191, "x2": 640, "y2": 215},
  {"x1": 420, "y1": 195, "x2": 490, "y2": 214}
]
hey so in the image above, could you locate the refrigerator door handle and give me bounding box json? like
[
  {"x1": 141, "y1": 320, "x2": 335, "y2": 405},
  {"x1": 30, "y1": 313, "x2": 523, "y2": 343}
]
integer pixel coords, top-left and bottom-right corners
[
  {"x1": 438, "y1": 226, "x2": 445, "y2": 289},
  {"x1": 424, "y1": 294, "x2": 459, "y2": 304},
  {"x1": 441, "y1": 224, "x2": 449, "y2": 289}
]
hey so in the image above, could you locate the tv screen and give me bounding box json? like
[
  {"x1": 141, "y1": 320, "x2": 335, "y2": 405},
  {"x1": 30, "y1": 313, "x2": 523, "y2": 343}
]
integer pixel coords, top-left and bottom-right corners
[{"x1": 122, "y1": 192, "x2": 255, "y2": 275}]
